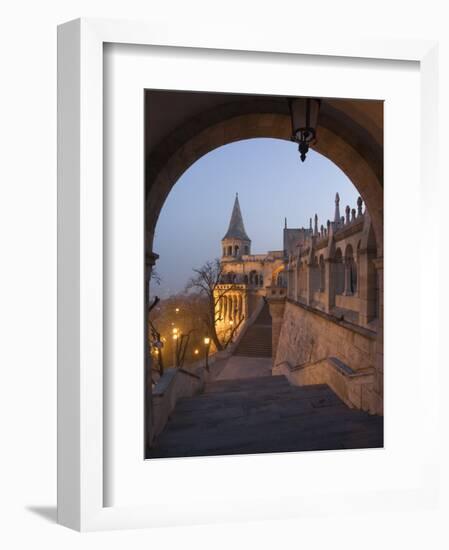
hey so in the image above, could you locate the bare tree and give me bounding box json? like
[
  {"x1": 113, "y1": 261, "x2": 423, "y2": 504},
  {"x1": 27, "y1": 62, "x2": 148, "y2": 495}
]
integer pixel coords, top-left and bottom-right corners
[{"x1": 185, "y1": 258, "x2": 236, "y2": 351}]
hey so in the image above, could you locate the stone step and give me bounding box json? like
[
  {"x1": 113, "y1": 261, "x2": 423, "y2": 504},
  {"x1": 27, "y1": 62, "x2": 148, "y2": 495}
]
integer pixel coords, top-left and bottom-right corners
[
  {"x1": 148, "y1": 377, "x2": 383, "y2": 459},
  {"x1": 203, "y1": 377, "x2": 290, "y2": 395},
  {"x1": 234, "y1": 353, "x2": 272, "y2": 358},
  {"x1": 233, "y1": 304, "x2": 273, "y2": 358}
]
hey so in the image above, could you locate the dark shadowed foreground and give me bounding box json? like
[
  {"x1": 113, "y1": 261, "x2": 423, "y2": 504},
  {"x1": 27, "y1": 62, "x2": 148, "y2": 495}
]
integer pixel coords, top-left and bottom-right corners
[{"x1": 148, "y1": 375, "x2": 383, "y2": 459}]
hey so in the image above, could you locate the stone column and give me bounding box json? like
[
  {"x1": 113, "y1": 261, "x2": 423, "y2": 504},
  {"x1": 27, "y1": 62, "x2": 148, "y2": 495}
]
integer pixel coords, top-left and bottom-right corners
[
  {"x1": 267, "y1": 290, "x2": 286, "y2": 366},
  {"x1": 358, "y1": 250, "x2": 377, "y2": 327},
  {"x1": 324, "y1": 258, "x2": 335, "y2": 313},
  {"x1": 343, "y1": 260, "x2": 352, "y2": 296},
  {"x1": 294, "y1": 262, "x2": 298, "y2": 300},
  {"x1": 372, "y1": 257, "x2": 384, "y2": 415},
  {"x1": 306, "y1": 262, "x2": 314, "y2": 305},
  {"x1": 222, "y1": 295, "x2": 226, "y2": 322},
  {"x1": 287, "y1": 268, "x2": 293, "y2": 299},
  {"x1": 145, "y1": 251, "x2": 159, "y2": 450}
]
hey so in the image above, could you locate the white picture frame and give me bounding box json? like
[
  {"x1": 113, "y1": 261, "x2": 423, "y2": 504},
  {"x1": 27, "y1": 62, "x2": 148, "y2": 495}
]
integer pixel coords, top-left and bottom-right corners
[{"x1": 57, "y1": 17, "x2": 442, "y2": 531}]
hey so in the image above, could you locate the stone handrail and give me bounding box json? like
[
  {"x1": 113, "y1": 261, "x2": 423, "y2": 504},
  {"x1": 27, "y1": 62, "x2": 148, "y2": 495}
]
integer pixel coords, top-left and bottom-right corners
[{"x1": 274, "y1": 356, "x2": 376, "y2": 412}]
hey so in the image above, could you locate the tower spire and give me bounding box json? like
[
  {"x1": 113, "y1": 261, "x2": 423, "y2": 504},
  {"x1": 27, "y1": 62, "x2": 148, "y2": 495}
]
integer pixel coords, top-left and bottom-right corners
[{"x1": 222, "y1": 193, "x2": 251, "y2": 241}]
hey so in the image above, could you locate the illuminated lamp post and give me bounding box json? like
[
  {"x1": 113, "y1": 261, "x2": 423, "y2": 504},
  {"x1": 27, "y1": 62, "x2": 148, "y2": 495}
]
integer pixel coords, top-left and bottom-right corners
[
  {"x1": 172, "y1": 327, "x2": 178, "y2": 367},
  {"x1": 204, "y1": 337, "x2": 211, "y2": 372},
  {"x1": 288, "y1": 97, "x2": 320, "y2": 162}
]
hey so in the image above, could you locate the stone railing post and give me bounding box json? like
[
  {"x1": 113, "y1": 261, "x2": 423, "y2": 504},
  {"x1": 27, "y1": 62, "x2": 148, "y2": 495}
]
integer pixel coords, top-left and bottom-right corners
[{"x1": 266, "y1": 289, "x2": 286, "y2": 366}]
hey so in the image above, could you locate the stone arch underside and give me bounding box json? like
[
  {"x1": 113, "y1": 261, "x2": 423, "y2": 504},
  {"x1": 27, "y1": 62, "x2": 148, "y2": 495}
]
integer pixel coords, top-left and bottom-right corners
[{"x1": 145, "y1": 99, "x2": 383, "y2": 258}]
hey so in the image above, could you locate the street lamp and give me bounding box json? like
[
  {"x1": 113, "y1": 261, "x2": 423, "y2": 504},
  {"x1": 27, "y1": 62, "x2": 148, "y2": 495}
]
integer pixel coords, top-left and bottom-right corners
[
  {"x1": 172, "y1": 332, "x2": 179, "y2": 367},
  {"x1": 288, "y1": 97, "x2": 320, "y2": 162},
  {"x1": 204, "y1": 337, "x2": 211, "y2": 372}
]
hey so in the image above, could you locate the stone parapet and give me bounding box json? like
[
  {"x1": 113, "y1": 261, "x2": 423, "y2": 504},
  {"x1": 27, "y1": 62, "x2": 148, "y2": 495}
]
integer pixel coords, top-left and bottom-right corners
[
  {"x1": 274, "y1": 357, "x2": 376, "y2": 413},
  {"x1": 274, "y1": 300, "x2": 382, "y2": 415}
]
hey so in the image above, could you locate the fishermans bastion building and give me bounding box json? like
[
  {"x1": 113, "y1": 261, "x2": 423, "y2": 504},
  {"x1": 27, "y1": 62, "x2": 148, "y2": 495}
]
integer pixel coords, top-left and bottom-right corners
[{"x1": 215, "y1": 192, "x2": 382, "y2": 415}]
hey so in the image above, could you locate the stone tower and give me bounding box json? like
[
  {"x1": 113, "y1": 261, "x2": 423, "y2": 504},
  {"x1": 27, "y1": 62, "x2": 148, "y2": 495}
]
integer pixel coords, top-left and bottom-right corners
[{"x1": 222, "y1": 193, "x2": 251, "y2": 259}]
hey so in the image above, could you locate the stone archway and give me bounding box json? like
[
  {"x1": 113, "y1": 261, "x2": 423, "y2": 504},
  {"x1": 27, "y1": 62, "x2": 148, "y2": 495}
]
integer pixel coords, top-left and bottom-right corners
[{"x1": 145, "y1": 94, "x2": 383, "y2": 261}]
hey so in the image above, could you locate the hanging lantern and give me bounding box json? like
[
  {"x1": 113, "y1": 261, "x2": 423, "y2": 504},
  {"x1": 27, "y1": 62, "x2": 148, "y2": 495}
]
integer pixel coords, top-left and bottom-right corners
[{"x1": 288, "y1": 98, "x2": 321, "y2": 162}]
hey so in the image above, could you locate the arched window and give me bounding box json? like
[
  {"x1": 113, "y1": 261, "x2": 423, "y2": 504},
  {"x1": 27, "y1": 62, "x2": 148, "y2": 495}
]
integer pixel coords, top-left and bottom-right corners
[
  {"x1": 319, "y1": 255, "x2": 325, "y2": 292},
  {"x1": 311, "y1": 256, "x2": 320, "y2": 293},
  {"x1": 345, "y1": 244, "x2": 357, "y2": 294},
  {"x1": 223, "y1": 247, "x2": 226, "y2": 257},
  {"x1": 227, "y1": 246, "x2": 232, "y2": 256},
  {"x1": 277, "y1": 271, "x2": 286, "y2": 287},
  {"x1": 244, "y1": 245, "x2": 249, "y2": 255},
  {"x1": 334, "y1": 248, "x2": 344, "y2": 295},
  {"x1": 234, "y1": 245, "x2": 239, "y2": 256},
  {"x1": 249, "y1": 270, "x2": 256, "y2": 285},
  {"x1": 243, "y1": 274, "x2": 248, "y2": 284},
  {"x1": 259, "y1": 274, "x2": 264, "y2": 287}
]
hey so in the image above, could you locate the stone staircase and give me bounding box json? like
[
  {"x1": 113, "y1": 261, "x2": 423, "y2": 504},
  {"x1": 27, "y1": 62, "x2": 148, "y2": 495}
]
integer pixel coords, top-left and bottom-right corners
[
  {"x1": 234, "y1": 302, "x2": 272, "y2": 357},
  {"x1": 148, "y1": 375, "x2": 384, "y2": 459}
]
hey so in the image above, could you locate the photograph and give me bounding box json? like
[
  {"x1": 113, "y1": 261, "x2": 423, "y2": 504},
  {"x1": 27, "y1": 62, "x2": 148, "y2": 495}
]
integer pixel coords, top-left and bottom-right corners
[{"x1": 144, "y1": 90, "x2": 384, "y2": 459}]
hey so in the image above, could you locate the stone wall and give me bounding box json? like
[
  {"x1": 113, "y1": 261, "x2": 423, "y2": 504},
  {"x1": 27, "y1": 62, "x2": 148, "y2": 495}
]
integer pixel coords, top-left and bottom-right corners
[
  {"x1": 273, "y1": 300, "x2": 380, "y2": 413},
  {"x1": 275, "y1": 300, "x2": 377, "y2": 372}
]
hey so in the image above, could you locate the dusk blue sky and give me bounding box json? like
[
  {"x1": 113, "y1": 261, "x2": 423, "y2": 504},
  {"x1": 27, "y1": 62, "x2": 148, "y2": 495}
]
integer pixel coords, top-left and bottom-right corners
[{"x1": 152, "y1": 138, "x2": 359, "y2": 298}]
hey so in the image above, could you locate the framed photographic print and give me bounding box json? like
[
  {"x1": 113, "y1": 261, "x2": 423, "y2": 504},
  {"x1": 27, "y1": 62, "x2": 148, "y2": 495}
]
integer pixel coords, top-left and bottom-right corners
[{"x1": 58, "y1": 18, "x2": 441, "y2": 531}]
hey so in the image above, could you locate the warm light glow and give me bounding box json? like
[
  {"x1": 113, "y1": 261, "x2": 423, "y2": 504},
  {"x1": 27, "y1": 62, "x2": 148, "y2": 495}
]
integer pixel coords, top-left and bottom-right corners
[
  {"x1": 229, "y1": 320, "x2": 234, "y2": 325},
  {"x1": 172, "y1": 327, "x2": 178, "y2": 335},
  {"x1": 173, "y1": 334, "x2": 178, "y2": 340},
  {"x1": 175, "y1": 307, "x2": 180, "y2": 313},
  {"x1": 204, "y1": 337, "x2": 210, "y2": 345},
  {"x1": 194, "y1": 349, "x2": 199, "y2": 355}
]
